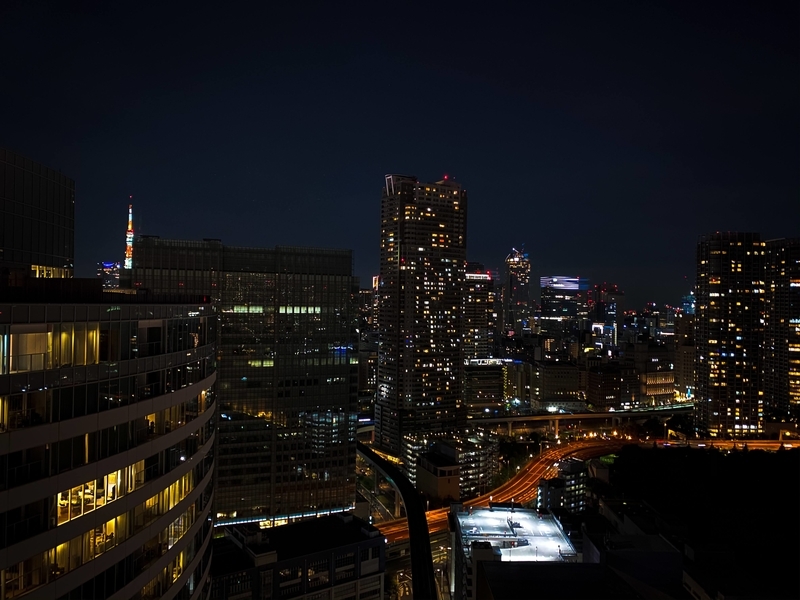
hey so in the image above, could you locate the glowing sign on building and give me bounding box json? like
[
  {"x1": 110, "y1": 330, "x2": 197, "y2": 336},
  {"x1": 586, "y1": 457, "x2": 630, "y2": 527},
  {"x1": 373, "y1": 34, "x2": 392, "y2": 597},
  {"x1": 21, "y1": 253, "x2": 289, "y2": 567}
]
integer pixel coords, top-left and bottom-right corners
[{"x1": 540, "y1": 276, "x2": 585, "y2": 290}]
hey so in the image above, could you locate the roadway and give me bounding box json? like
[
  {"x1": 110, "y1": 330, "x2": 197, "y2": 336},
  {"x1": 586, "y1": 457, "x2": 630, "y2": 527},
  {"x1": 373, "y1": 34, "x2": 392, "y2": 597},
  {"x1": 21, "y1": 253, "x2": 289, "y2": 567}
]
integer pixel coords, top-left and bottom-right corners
[
  {"x1": 474, "y1": 404, "x2": 693, "y2": 434},
  {"x1": 656, "y1": 439, "x2": 789, "y2": 451},
  {"x1": 357, "y1": 442, "x2": 438, "y2": 600},
  {"x1": 377, "y1": 439, "x2": 623, "y2": 543}
]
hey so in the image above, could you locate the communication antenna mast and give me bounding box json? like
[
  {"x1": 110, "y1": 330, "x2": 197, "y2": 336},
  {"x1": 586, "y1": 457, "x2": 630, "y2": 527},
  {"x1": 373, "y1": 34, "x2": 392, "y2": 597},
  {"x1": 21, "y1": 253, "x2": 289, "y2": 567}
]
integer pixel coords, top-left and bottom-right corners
[{"x1": 124, "y1": 199, "x2": 134, "y2": 269}]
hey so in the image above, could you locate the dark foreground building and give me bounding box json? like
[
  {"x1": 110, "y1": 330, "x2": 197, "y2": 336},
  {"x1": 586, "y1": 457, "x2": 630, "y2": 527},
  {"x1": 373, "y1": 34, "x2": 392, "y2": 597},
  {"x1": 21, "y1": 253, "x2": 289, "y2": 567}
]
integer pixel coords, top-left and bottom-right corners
[
  {"x1": 0, "y1": 148, "x2": 75, "y2": 283},
  {"x1": 0, "y1": 279, "x2": 216, "y2": 600},
  {"x1": 211, "y1": 513, "x2": 385, "y2": 600},
  {"x1": 128, "y1": 237, "x2": 359, "y2": 526}
]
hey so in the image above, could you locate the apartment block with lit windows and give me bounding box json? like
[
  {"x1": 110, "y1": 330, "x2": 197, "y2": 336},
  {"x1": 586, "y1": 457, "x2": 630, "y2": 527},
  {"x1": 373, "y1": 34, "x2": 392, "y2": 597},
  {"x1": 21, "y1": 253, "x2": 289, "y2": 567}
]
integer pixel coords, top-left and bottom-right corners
[
  {"x1": 503, "y1": 249, "x2": 531, "y2": 336},
  {"x1": 695, "y1": 232, "x2": 766, "y2": 437},
  {"x1": 464, "y1": 262, "x2": 495, "y2": 360},
  {"x1": 0, "y1": 280, "x2": 216, "y2": 600},
  {"x1": 375, "y1": 175, "x2": 467, "y2": 454},
  {"x1": 764, "y1": 238, "x2": 800, "y2": 411}
]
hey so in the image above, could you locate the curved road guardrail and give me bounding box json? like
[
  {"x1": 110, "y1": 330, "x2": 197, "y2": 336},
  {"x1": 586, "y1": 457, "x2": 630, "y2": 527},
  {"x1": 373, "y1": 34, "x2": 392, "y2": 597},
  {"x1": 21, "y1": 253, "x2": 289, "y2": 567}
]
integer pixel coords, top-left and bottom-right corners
[{"x1": 357, "y1": 441, "x2": 438, "y2": 600}]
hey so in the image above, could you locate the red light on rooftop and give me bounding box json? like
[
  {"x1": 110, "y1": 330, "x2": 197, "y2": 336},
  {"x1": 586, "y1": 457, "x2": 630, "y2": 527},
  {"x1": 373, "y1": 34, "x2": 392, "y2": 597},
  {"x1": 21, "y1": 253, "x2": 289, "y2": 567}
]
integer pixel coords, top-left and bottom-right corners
[{"x1": 443, "y1": 174, "x2": 448, "y2": 180}]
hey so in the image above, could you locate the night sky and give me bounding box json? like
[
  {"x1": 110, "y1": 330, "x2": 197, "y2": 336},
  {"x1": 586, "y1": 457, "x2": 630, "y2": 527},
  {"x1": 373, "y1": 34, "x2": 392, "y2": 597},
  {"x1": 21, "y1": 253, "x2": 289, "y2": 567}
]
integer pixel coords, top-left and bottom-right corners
[{"x1": 2, "y1": 1, "x2": 797, "y2": 308}]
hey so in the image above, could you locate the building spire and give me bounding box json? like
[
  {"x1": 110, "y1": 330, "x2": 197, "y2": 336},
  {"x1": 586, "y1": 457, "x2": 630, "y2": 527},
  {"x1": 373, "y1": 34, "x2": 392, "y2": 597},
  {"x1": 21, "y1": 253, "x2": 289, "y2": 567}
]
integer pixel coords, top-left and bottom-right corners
[{"x1": 124, "y1": 199, "x2": 134, "y2": 269}]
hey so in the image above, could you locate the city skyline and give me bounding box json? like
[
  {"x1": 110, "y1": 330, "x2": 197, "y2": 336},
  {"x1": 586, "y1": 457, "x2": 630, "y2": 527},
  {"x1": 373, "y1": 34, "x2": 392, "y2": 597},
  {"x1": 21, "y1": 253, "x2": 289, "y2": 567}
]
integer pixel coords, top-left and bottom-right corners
[
  {"x1": 2, "y1": 3, "x2": 799, "y2": 599},
  {"x1": 1, "y1": 149, "x2": 797, "y2": 600},
  {"x1": 1, "y1": 2, "x2": 797, "y2": 309}
]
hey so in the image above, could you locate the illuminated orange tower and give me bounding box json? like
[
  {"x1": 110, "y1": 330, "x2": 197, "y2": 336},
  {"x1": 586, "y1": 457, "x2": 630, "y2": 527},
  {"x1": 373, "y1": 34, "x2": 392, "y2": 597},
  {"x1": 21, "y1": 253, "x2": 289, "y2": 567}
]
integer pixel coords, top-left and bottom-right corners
[{"x1": 124, "y1": 202, "x2": 134, "y2": 269}]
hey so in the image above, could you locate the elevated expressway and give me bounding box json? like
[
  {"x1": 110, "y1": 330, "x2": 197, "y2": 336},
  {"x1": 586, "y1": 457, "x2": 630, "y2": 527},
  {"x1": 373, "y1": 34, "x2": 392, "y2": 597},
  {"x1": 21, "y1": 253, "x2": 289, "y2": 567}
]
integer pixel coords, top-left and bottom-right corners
[
  {"x1": 371, "y1": 439, "x2": 624, "y2": 544},
  {"x1": 357, "y1": 442, "x2": 438, "y2": 600},
  {"x1": 473, "y1": 404, "x2": 694, "y2": 436}
]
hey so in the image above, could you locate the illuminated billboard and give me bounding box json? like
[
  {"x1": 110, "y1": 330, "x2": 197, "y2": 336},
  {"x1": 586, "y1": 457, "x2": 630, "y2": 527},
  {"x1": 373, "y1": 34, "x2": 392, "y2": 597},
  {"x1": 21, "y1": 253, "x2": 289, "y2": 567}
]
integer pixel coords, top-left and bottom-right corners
[{"x1": 540, "y1": 276, "x2": 587, "y2": 290}]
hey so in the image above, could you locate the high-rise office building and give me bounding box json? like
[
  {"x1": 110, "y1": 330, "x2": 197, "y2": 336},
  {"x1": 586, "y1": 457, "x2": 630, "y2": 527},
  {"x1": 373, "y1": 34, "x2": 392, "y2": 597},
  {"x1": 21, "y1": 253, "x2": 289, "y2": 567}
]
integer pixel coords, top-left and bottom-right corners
[
  {"x1": 357, "y1": 287, "x2": 376, "y2": 341},
  {"x1": 629, "y1": 340, "x2": 674, "y2": 406},
  {"x1": 681, "y1": 291, "x2": 696, "y2": 315},
  {"x1": 129, "y1": 238, "x2": 359, "y2": 526},
  {"x1": 587, "y1": 363, "x2": 622, "y2": 410},
  {"x1": 695, "y1": 232, "x2": 766, "y2": 437},
  {"x1": 97, "y1": 261, "x2": 121, "y2": 289},
  {"x1": 764, "y1": 238, "x2": 800, "y2": 411},
  {"x1": 539, "y1": 276, "x2": 589, "y2": 338},
  {"x1": 375, "y1": 174, "x2": 467, "y2": 454},
  {"x1": 0, "y1": 148, "x2": 74, "y2": 284},
  {"x1": 464, "y1": 262, "x2": 494, "y2": 359},
  {"x1": 588, "y1": 283, "x2": 624, "y2": 348},
  {"x1": 0, "y1": 280, "x2": 216, "y2": 600},
  {"x1": 503, "y1": 248, "x2": 531, "y2": 336},
  {"x1": 674, "y1": 313, "x2": 695, "y2": 400},
  {"x1": 463, "y1": 359, "x2": 506, "y2": 418}
]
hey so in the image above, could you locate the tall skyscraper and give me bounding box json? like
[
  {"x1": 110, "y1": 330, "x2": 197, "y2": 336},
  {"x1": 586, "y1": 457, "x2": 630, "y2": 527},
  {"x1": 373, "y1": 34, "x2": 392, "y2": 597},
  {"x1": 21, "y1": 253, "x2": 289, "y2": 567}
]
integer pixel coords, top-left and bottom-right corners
[
  {"x1": 695, "y1": 232, "x2": 766, "y2": 437},
  {"x1": 464, "y1": 262, "x2": 495, "y2": 359},
  {"x1": 0, "y1": 148, "x2": 74, "y2": 284},
  {"x1": 503, "y1": 248, "x2": 531, "y2": 335},
  {"x1": 764, "y1": 238, "x2": 800, "y2": 411},
  {"x1": 375, "y1": 174, "x2": 467, "y2": 454},
  {"x1": 539, "y1": 276, "x2": 589, "y2": 338},
  {"x1": 681, "y1": 291, "x2": 696, "y2": 315},
  {"x1": 0, "y1": 280, "x2": 215, "y2": 599},
  {"x1": 674, "y1": 312, "x2": 695, "y2": 400},
  {"x1": 588, "y1": 283, "x2": 624, "y2": 348},
  {"x1": 129, "y1": 238, "x2": 358, "y2": 526}
]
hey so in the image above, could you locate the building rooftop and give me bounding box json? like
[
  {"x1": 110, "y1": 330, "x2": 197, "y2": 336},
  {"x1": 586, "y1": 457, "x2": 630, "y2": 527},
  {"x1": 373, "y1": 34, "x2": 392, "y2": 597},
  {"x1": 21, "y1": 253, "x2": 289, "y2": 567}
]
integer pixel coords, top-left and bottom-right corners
[
  {"x1": 478, "y1": 562, "x2": 642, "y2": 599},
  {"x1": 211, "y1": 535, "x2": 255, "y2": 578},
  {"x1": 556, "y1": 457, "x2": 587, "y2": 474},
  {"x1": 605, "y1": 533, "x2": 677, "y2": 554},
  {"x1": 420, "y1": 451, "x2": 459, "y2": 469},
  {"x1": 454, "y1": 507, "x2": 575, "y2": 562},
  {"x1": 0, "y1": 277, "x2": 212, "y2": 304},
  {"x1": 228, "y1": 514, "x2": 380, "y2": 565}
]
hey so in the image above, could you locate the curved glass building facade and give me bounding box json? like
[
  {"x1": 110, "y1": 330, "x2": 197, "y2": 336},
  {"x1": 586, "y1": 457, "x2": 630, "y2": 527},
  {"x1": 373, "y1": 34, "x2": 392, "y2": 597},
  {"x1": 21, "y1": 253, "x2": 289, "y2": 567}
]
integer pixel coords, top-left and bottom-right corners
[{"x1": 0, "y1": 288, "x2": 216, "y2": 600}]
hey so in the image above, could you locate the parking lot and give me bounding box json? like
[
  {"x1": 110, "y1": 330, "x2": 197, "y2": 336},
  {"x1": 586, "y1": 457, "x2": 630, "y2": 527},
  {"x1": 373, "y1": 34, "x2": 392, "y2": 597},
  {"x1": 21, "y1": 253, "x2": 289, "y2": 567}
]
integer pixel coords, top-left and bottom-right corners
[{"x1": 455, "y1": 508, "x2": 575, "y2": 562}]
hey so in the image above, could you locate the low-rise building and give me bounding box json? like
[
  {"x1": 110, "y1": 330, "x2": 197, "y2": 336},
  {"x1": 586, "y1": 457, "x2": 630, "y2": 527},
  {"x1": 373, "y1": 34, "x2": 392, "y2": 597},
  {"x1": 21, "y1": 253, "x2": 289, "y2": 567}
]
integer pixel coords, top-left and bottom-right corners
[
  {"x1": 587, "y1": 458, "x2": 610, "y2": 483},
  {"x1": 537, "y1": 477, "x2": 565, "y2": 511},
  {"x1": 476, "y1": 562, "x2": 642, "y2": 600},
  {"x1": 450, "y1": 505, "x2": 576, "y2": 600},
  {"x1": 403, "y1": 431, "x2": 498, "y2": 500},
  {"x1": 211, "y1": 514, "x2": 385, "y2": 600},
  {"x1": 417, "y1": 452, "x2": 460, "y2": 501},
  {"x1": 533, "y1": 361, "x2": 581, "y2": 406},
  {"x1": 537, "y1": 457, "x2": 588, "y2": 513}
]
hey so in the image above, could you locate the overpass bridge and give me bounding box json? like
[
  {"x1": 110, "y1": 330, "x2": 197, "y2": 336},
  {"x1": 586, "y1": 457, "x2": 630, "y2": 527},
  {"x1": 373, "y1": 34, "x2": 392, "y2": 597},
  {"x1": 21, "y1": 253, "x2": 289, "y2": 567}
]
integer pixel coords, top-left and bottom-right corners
[
  {"x1": 470, "y1": 403, "x2": 694, "y2": 436},
  {"x1": 357, "y1": 442, "x2": 438, "y2": 600}
]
